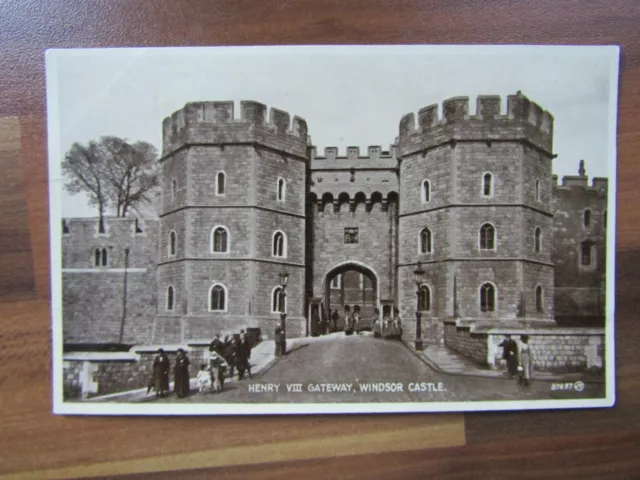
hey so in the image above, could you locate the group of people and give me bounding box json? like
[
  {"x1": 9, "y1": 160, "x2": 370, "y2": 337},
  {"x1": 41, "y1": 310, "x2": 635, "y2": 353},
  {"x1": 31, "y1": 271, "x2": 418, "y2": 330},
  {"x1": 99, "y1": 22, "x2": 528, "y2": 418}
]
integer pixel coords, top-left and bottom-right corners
[
  {"x1": 372, "y1": 307, "x2": 403, "y2": 340},
  {"x1": 499, "y1": 334, "x2": 534, "y2": 386},
  {"x1": 147, "y1": 330, "x2": 254, "y2": 399}
]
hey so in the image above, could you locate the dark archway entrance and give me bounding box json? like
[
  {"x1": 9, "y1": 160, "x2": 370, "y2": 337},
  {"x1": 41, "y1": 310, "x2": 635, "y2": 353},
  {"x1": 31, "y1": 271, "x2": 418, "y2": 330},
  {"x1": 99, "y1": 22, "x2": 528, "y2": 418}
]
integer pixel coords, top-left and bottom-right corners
[{"x1": 323, "y1": 262, "x2": 379, "y2": 332}]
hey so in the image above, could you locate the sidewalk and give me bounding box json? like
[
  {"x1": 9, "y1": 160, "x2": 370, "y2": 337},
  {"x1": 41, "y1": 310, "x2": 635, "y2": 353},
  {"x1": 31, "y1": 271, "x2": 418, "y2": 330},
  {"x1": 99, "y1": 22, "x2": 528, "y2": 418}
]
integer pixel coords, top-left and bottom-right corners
[
  {"x1": 402, "y1": 341, "x2": 605, "y2": 383},
  {"x1": 89, "y1": 337, "x2": 305, "y2": 403}
]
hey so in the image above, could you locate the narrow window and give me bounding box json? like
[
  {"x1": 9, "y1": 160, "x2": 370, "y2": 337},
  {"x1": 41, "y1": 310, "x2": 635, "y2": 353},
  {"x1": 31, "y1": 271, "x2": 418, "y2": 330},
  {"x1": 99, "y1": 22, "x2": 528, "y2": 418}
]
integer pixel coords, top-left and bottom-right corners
[
  {"x1": 419, "y1": 285, "x2": 431, "y2": 311},
  {"x1": 483, "y1": 173, "x2": 493, "y2": 197},
  {"x1": 534, "y1": 227, "x2": 542, "y2": 253},
  {"x1": 581, "y1": 241, "x2": 593, "y2": 266},
  {"x1": 169, "y1": 231, "x2": 176, "y2": 256},
  {"x1": 94, "y1": 248, "x2": 101, "y2": 267},
  {"x1": 277, "y1": 178, "x2": 286, "y2": 202},
  {"x1": 272, "y1": 286, "x2": 286, "y2": 313},
  {"x1": 480, "y1": 282, "x2": 496, "y2": 312},
  {"x1": 171, "y1": 179, "x2": 177, "y2": 201},
  {"x1": 535, "y1": 179, "x2": 541, "y2": 201},
  {"x1": 420, "y1": 228, "x2": 432, "y2": 254},
  {"x1": 209, "y1": 284, "x2": 226, "y2": 311},
  {"x1": 216, "y1": 172, "x2": 226, "y2": 195},
  {"x1": 479, "y1": 223, "x2": 496, "y2": 250},
  {"x1": 422, "y1": 180, "x2": 431, "y2": 203},
  {"x1": 101, "y1": 248, "x2": 108, "y2": 266},
  {"x1": 212, "y1": 226, "x2": 229, "y2": 253},
  {"x1": 62, "y1": 219, "x2": 70, "y2": 234},
  {"x1": 330, "y1": 275, "x2": 341, "y2": 289},
  {"x1": 273, "y1": 231, "x2": 286, "y2": 257},
  {"x1": 535, "y1": 285, "x2": 543, "y2": 313},
  {"x1": 584, "y1": 209, "x2": 592, "y2": 228},
  {"x1": 167, "y1": 286, "x2": 174, "y2": 311}
]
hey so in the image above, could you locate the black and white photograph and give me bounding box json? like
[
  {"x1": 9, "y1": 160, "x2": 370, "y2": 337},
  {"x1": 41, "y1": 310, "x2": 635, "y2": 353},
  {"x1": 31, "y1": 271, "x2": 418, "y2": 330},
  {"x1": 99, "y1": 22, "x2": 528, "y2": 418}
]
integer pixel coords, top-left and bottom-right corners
[{"x1": 46, "y1": 45, "x2": 619, "y2": 415}]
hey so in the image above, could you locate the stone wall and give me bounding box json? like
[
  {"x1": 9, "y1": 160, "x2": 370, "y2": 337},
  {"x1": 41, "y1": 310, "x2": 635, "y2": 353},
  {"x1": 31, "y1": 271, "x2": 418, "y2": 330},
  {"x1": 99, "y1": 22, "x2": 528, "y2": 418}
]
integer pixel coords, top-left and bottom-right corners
[{"x1": 443, "y1": 322, "x2": 605, "y2": 373}]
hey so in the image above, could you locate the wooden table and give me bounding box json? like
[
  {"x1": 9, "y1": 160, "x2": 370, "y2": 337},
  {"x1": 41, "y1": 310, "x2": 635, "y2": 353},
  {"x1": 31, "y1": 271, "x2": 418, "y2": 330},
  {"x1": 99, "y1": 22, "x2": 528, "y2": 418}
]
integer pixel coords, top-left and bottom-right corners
[{"x1": 1, "y1": 2, "x2": 639, "y2": 478}]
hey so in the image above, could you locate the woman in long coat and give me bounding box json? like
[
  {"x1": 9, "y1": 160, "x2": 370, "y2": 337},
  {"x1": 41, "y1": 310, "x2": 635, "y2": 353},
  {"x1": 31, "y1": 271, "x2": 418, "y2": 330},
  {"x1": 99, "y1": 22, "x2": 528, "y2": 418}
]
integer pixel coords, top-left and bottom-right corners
[
  {"x1": 174, "y1": 348, "x2": 191, "y2": 398},
  {"x1": 518, "y1": 335, "x2": 534, "y2": 386},
  {"x1": 151, "y1": 348, "x2": 170, "y2": 397}
]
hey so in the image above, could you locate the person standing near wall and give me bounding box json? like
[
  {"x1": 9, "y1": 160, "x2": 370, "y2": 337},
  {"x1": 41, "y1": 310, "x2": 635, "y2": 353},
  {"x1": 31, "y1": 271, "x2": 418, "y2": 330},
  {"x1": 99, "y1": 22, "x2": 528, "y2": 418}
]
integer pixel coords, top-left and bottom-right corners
[
  {"x1": 518, "y1": 335, "x2": 533, "y2": 387},
  {"x1": 174, "y1": 348, "x2": 190, "y2": 398},
  {"x1": 499, "y1": 335, "x2": 519, "y2": 379},
  {"x1": 151, "y1": 348, "x2": 170, "y2": 398}
]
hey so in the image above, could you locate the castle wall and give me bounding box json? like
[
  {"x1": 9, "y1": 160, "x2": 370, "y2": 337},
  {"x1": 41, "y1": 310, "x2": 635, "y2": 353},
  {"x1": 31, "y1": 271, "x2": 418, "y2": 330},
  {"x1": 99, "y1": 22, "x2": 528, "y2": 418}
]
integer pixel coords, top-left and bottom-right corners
[
  {"x1": 62, "y1": 217, "x2": 158, "y2": 345},
  {"x1": 553, "y1": 176, "x2": 607, "y2": 321}
]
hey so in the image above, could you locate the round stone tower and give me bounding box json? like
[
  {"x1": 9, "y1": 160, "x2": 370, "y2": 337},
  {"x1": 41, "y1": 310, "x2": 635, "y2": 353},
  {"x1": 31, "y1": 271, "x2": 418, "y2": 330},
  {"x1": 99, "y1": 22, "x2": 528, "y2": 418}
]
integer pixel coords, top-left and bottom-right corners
[
  {"x1": 397, "y1": 93, "x2": 555, "y2": 346},
  {"x1": 154, "y1": 101, "x2": 308, "y2": 343}
]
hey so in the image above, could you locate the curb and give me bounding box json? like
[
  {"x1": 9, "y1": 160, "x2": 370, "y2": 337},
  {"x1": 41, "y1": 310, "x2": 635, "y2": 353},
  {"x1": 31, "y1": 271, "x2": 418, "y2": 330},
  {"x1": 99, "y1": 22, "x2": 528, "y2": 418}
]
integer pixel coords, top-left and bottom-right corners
[{"x1": 400, "y1": 340, "x2": 605, "y2": 384}]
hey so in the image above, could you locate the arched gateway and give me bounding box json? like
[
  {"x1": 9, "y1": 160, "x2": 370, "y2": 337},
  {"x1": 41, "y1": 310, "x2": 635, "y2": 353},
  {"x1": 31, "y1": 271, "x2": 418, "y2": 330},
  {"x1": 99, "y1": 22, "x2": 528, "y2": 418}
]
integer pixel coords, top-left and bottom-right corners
[{"x1": 320, "y1": 261, "x2": 379, "y2": 332}]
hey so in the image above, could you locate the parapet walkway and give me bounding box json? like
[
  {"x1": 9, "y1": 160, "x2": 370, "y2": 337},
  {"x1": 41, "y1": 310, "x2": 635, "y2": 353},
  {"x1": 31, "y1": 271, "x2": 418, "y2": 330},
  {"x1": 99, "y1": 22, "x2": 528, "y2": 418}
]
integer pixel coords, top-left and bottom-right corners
[{"x1": 403, "y1": 341, "x2": 605, "y2": 383}]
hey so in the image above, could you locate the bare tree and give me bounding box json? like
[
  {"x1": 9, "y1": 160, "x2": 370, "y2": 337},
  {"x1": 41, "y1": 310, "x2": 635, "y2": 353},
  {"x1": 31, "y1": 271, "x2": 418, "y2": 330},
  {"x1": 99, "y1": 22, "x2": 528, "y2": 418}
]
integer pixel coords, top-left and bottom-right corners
[
  {"x1": 61, "y1": 140, "x2": 110, "y2": 232},
  {"x1": 62, "y1": 137, "x2": 160, "y2": 222},
  {"x1": 101, "y1": 137, "x2": 160, "y2": 217}
]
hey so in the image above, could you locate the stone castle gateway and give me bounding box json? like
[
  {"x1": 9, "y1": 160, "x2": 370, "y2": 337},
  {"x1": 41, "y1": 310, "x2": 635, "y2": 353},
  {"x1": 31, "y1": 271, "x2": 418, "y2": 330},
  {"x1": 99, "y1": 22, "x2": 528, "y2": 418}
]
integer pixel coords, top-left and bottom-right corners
[{"x1": 62, "y1": 92, "x2": 607, "y2": 358}]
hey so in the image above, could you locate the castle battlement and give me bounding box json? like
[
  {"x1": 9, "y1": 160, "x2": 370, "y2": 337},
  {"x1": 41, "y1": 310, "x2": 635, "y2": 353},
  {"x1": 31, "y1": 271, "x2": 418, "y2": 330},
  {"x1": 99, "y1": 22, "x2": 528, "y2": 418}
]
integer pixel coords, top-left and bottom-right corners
[
  {"x1": 553, "y1": 175, "x2": 608, "y2": 193},
  {"x1": 162, "y1": 100, "x2": 308, "y2": 159},
  {"x1": 61, "y1": 216, "x2": 158, "y2": 238},
  {"x1": 397, "y1": 93, "x2": 554, "y2": 157},
  {"x1": 309, "y1": 145, "x2": 398, "y2": 170}
]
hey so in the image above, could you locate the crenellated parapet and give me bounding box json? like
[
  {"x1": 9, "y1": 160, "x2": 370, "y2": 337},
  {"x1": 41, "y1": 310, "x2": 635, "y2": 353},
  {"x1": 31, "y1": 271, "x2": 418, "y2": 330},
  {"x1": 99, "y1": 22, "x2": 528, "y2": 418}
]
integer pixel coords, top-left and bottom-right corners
[
  {"x1": 397, "y1": 93, "x2": 554, "y2": 157},
  {"x1": 309, "y1": 145, "x2": 398, "y2": 168},
  {"x1": 162, "y1": 101, "x2": 308, "y2": 159},
  {"x1": 553, "y1": 175, "x2": 608, "y2": 194}
]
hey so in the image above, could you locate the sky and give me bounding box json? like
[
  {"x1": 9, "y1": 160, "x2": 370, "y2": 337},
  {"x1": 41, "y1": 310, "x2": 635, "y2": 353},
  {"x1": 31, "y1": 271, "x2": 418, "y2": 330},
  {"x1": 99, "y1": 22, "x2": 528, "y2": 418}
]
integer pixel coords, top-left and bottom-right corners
[{"x1": 46, "y1": 45, "x2": 619, "y2": 218}]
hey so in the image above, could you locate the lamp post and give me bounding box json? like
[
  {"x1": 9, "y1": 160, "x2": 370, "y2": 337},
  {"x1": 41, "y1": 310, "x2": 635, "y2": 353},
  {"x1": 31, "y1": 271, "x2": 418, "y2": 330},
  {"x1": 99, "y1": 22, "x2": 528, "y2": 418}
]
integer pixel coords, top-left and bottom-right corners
[
  {"x1": 414, "y1": 260, "x2": 425, "y2": 351},
  {"x1": 279, "y1": 271, "x2": 289, "y2": 355}
]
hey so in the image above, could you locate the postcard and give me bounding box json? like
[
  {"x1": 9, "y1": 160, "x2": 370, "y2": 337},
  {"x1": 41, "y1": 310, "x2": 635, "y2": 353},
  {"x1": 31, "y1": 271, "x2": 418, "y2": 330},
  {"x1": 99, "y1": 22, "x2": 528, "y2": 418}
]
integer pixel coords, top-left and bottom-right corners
[{"x1": 46, "y1": 45, "x2": 619, "y2": 415}]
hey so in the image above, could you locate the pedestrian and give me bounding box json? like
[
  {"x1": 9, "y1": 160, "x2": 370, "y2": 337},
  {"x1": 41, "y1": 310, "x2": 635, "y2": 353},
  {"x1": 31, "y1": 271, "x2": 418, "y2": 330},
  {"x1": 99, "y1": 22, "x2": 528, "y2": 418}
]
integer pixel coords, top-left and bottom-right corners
[
  {"x1": 237, "y1": 333, "x2": 252, "y2": 380},
  {"x1": 382, "y1": 309, "x2": 392, "y2": 339},
  {"x1": 151, "y1": 348, "x2": 170, "y2": 398},
  {"x1": 173, "y1": 348, "x2": 191, "y2": 398},
  {"x1": 393, "y1": 307, "x2": 403, "y2": 339},
  {"x1": 343, "y1": 305, "x2": 352, "y2": 335},
  {"x1": 499, "y1": 335, "x2": 519, "y2": 378},
  {"x1": 518, "y1": 335, "x2": 533, "y2": 387},
  {"x1": 373, "y1": 307, "x2": 381, "y2": 338},
  {"x1": 331, "y1": 309, "x2": 339, "y2": 332},
  {"x1": 222, "y1": 335, "x2": 236, "y2": 378},
  {"x1": 352, "y1": 305, "x2": 361, "y2": 333},
  {"x1": 208, "y1": 351, "x2": 227, "y2": 392},
  {"x1": 196, "y1": 364, "x2": 211, "y2": 394},
  {"x1": 210, "y1": 334, "x2": 223, "y2": 355}
]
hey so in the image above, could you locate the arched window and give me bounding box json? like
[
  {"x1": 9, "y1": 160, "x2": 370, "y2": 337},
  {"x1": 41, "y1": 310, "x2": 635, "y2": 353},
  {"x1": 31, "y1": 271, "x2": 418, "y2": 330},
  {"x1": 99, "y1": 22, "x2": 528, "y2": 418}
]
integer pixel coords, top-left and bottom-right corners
[
  {"x1": 479, "y1": 223, "x2": 496, "y2": 250},
  {"x1": 420, "y1": 228, "x2": 432, "y2": 254},
  {"x1": 272, "y1": 231, "x2": 287, "y2": 258},
  {"x1": 94, "y1": 248, "x2": 107, "y2": 267},
  {"x1": 272, "y1": 286, "x2": 286, "y2": 313},
  {"x1": 171, "y1": 179, "x2": 177, "y2": 201},
  {"x1": 418, "y1": 285, "x2": 431, "y2": 311},
  {"x1": 584, "y1": 209, "x2": 592, "y2": 228},
  {"x1": 277, "y1": 178, "x2": 286, "y2": 202},
  {"x1": 535, "y1": 179, "x2": 541, "y2": 202},
  {"x1": 169, "y1": 231, "x2": 176, "y2": 256},
  {"x1": 534, "y1": 227, "x2": 542, "y2": 253},
  {"x1": 535, "y1": 285, "x2": 543, "y2": 313},
  {"x1": 581, "y1": 240, "x2": 594, "y2": 266},
  {"x1": 167, "y1": 286, "x2": 174, "y2": 311},
  {"x1": 209, "y1": 284, "x2": 227, "y2": 311},
  {"x1": 101, "y1": 248, "x2": 108, "y2": 266},
  {"x1": 94, "y1": 248, "x2": 101, "y2": 267},
  {"x1": 211, "y1": 226, "x2": 229, "y2": 253},
  {"x1": 216, "y1": 171, "x2": 226, "y2": 196},
  {"x1": 480, "y1": 282, "x2": 496, "y2": 312},
  {"x1": 482, "y1": 173, "x2": 493, "y2": 197},
  {"x1": 421, "y1": 179, "x2": 431, "y2": 203}
]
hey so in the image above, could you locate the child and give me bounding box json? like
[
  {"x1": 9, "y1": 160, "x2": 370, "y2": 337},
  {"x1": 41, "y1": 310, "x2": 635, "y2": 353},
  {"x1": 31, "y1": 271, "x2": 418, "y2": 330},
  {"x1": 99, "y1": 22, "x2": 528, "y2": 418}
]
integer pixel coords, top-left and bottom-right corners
[{"x1": 196, "y1": 364, "x2": 212, "y2": 394}]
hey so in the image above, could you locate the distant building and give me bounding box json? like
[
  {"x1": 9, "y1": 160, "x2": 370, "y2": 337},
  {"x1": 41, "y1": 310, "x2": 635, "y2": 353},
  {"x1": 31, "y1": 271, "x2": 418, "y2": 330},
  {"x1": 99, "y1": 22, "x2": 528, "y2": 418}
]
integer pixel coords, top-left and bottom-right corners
[{"x1": 61, "y1": 93, "x2": 607, "y2": 349}]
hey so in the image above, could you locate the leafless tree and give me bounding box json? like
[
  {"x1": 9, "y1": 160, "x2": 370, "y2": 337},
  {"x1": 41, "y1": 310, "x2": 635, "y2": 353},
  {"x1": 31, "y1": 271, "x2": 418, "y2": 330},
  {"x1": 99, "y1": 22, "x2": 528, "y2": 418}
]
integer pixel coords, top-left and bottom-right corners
[{"x1": 62, "y1": 137, "x2": 160, "y2": 225}]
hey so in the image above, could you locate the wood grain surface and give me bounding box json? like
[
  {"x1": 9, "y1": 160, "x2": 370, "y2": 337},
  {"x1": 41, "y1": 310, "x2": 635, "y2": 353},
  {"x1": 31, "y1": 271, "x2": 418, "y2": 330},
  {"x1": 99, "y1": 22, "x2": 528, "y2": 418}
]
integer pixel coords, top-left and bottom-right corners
[{"x1": 0, "y1": 1, "x2": 639, "y2": 479}]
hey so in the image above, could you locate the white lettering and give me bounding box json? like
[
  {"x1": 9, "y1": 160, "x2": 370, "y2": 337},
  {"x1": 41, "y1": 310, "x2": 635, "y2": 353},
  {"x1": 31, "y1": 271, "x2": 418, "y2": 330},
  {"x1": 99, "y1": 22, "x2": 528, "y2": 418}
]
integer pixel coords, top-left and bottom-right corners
[
  {"x1": 357, "y1": 383, "x2": 404, "y2": 392},
  {"x1": 408, "y1": 382, "x2": 445, "y2": 392},
  {"x1": 248, "y1": 383, "x2": 280, "y2": 393}
]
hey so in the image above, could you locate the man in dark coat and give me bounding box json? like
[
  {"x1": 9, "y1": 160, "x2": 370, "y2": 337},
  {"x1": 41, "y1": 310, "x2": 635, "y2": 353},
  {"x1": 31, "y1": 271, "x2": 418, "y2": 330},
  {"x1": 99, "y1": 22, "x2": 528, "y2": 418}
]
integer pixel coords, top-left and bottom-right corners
[
  {"x1": 174, "y1": 348, "x2": 190, "y2": 398},
  {"x1": 499, "y1": 335, "x2": 519, "y2": 378},
  {"x1": 236, "y1": 332, "x2": 252, "y2": 380},
  {"x1": 222, "y1": 335, "x2": 236, "y2": 378},
  {"x1": 151, "y1": 348, "x2": 170, "y2": 398},
  {"x1": 331, "y1": 310, "x2": 339, "y2": 332},
  {"x1": 210, "y1": 334, "x2": 224, "y2": 355}
]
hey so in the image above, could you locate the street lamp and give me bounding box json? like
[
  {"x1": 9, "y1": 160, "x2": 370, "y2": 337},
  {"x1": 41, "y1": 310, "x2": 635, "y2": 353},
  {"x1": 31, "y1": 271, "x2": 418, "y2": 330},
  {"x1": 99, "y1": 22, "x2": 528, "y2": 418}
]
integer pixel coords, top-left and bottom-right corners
[
  {"x1": 414, "y1": 260, "x2": 426, "y2": 351},
  {"x1": 279, "y1": 271, "x2": 289, "y2": 355}
]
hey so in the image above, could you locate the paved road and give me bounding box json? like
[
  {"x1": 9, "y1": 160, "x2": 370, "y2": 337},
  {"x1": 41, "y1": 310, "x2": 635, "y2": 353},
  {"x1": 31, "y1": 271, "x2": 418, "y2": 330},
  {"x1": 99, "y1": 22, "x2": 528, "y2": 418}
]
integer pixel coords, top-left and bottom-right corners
[{"x1": 151, "y1": 332, "x2": 605, "y2": 404}]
